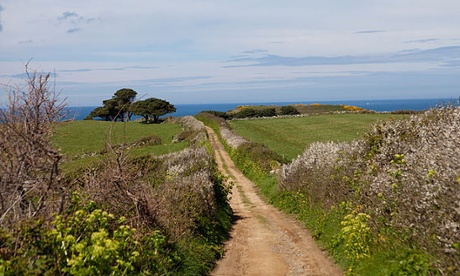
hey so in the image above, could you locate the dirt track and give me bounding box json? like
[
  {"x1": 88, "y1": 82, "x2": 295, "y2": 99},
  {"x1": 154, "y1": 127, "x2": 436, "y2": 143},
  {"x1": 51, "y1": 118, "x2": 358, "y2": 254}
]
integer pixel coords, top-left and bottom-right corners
[{"x1": 206, "y1": 127, "x2": 343, "y2": 276}]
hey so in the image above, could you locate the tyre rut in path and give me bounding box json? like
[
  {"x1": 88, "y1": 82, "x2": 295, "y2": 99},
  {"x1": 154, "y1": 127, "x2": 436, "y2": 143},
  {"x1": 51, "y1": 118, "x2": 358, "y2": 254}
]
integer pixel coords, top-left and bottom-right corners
[{"x1": 206, "y1": 127, "x2": 343, "y2": 276}]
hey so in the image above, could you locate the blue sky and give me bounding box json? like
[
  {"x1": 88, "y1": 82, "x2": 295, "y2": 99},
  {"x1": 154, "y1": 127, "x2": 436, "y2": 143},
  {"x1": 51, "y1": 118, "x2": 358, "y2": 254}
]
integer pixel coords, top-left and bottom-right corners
[{"x1": 1, "y1": 1, "x2": 460, "y2": 106}]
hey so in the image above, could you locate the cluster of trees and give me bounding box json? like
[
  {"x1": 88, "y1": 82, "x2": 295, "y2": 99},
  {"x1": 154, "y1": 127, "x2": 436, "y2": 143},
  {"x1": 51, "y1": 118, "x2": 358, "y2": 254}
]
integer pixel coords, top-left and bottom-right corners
[
  {"x1": 231, "y1": 105, "x2": 300, "y2": 119},
  {"x1": 86, "y1": 88, "x2": 176, "y2": 123}
]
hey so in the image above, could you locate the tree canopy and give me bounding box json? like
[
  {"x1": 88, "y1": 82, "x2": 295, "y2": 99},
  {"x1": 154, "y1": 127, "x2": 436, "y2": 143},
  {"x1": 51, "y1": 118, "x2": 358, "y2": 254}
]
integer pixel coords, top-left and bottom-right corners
[
  {"x1": 86, "y1": 88, "x2": 137, "y2": 121},
  {"x1": 132, "y1": 98, "x2": 176, "y2": 123},
  {"x1": 114, "y1": 88, "x2": 137, "y2": 121}
]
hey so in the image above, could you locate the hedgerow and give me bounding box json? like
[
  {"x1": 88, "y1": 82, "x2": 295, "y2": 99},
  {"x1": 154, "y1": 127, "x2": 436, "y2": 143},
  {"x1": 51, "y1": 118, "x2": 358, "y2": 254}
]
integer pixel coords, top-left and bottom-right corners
[
  {"x1": 201, "y1": 104, "x2": 460, "y2": 274},
  {"x1": 281, "y1": 104, "x2": 460, "y2": 274},
  {"x1": 0, "y1": 71, "x2": 232, "y2": 275}
]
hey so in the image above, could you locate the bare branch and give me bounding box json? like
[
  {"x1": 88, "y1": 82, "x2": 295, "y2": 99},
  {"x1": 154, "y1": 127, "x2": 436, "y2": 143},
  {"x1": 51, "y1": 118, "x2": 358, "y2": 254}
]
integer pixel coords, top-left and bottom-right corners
[{"x1": 0, "y1": 65, "x2": 68, "y2": 226}]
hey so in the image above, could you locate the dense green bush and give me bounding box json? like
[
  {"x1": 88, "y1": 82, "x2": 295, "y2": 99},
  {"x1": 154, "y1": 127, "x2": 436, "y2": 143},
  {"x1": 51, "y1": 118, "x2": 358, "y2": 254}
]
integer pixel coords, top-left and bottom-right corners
[
  {"x1": 279, "y1": 105, "x2": 300, "y2": 115},
  {"x1": 233, "y1": 142, "x2": 285, "y2": 176},
  {"x1": 232, "y1": 108, "x2": 257, "y2": 118},
  {"x1": 232, "y1": 107, "x2": 277, "y2": 119}
]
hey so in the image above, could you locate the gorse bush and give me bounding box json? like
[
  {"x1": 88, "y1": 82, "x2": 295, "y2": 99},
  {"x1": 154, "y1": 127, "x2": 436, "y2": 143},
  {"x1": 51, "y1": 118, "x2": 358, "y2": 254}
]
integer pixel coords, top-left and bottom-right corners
[
  {"x1": 279, "y1": 105, "x2": 300, "y2": 115},
  {"x1": 281, "y1": 105, "x2": 460, "y2": 274}
]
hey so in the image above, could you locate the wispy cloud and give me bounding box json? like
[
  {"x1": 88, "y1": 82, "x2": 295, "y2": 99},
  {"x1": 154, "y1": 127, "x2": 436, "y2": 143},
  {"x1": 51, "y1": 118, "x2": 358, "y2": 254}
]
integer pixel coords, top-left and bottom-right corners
[
  {"x1": 67, "y1": 28, "x2": 82, "y2": 34},
  {"x1": 241, "y1": 49, "x2": 268, "y2": 54},
  {"x1": 4, "y1": 72, "x2": 58, "y2": 79},
  {"x1": 58, "y1": 11, "x2": 79, "y2": 21},
  {"x1": 354, "y1": 30, "x2": 386, "y2": 34},
  {"x1": 440, "y1": 60, "x2": 460, "y2": 68},
  {"x1": 59, "y1": 65, "x2": 158, "y2": 73},
  {"x1": 405, "y1": 38, "x2": 439, "y2": 44},
  {"x1": 225, "y1": 46, "x2": 460, "y2": 68},
  {"x1": 18, "y1": 40, "x2": 33, "y2": 44},
  {"x1": 56, "y1": 11, "x2": 100, "y2": 34}
]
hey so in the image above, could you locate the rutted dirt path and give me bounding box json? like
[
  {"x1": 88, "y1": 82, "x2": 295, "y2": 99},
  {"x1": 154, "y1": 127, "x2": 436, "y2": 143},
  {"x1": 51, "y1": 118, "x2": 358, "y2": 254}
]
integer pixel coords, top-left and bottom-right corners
[{"x1": 206, "y1": 127, "x2": 343, "y2": 276}]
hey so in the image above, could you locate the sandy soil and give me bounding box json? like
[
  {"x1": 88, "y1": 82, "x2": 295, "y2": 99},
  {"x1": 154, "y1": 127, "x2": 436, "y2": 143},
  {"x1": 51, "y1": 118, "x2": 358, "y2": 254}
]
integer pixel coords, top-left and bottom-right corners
[{"x1": 206, "y1": 127, "x2": 343, "y2": 276}]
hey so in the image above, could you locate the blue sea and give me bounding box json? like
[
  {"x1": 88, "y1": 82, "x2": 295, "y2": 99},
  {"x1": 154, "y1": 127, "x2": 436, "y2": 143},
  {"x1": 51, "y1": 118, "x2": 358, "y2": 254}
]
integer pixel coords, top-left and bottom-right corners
[{"x1": 65, "y1": 98, "x2": 457, "y2": 121}]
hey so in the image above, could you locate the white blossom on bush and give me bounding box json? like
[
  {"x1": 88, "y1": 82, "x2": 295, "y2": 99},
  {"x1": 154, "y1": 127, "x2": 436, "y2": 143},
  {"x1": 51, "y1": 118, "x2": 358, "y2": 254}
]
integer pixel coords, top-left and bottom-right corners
[
  {"x1": 281, "y1": 105, "x2": 460, "y2": 272},
  {"x1": 220, "y1": 127, "x2": 248, "y2": 149}
]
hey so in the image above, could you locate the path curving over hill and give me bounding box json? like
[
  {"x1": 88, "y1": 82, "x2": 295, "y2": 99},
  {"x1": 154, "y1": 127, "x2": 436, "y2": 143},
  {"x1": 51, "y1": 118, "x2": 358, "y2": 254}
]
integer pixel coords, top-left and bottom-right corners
[{"x1": 206, "y1": 127, "x2": 343, "y2": 276}]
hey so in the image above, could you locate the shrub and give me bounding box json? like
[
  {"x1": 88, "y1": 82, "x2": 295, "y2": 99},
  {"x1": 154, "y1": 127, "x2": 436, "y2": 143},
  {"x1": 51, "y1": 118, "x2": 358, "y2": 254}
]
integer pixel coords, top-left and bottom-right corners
[
  {"x1": 0, "y1": 67, "x2": 68, "y2": 227},
  {"x1": 257, "y1": 107, "x2": 277, "y2": 117},
  {"x1": 340, "y1": 211, "x2": 372, "y2": 262},
  {"x1": 279, "y1": 105, "x2": 300, "y2": 115},
  {"x1": 281, "y1": 106, "x2": 460, "y2": 274},
  {"x1": 200, "y1": 110, "x2": 231, "y2": 120},
  {"x1": 234, "y1": 142, "x2": 284, "y2": 174},
  {"x1": 233, "y1": 107, "x2": 258, "y2": 118},
  {"x1": 0, "y1": 199, "x2": 179, "y2": 275},
  {"x1": 133, "y1": 135, "x2": 162, "y2": 147},
  {"x1": 171, "y1": 116, "x2": 207, "y2": 146},
  {"x1": 0, "y1": 73, "x2": 231, "y2": 275},
  {"x1": 220, "y1": 127, "x2": 249, "y2": 149}
]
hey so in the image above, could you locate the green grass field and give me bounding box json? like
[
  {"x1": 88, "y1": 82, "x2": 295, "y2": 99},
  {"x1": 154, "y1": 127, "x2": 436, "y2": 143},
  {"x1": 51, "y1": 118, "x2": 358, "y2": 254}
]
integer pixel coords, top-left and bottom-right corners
[
  {"x1": 52, "y1": 120, "x2": 186, "y2": 170},
  {"x1": 230, "y1": 113, "x2": 409, "y2": 160}
]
